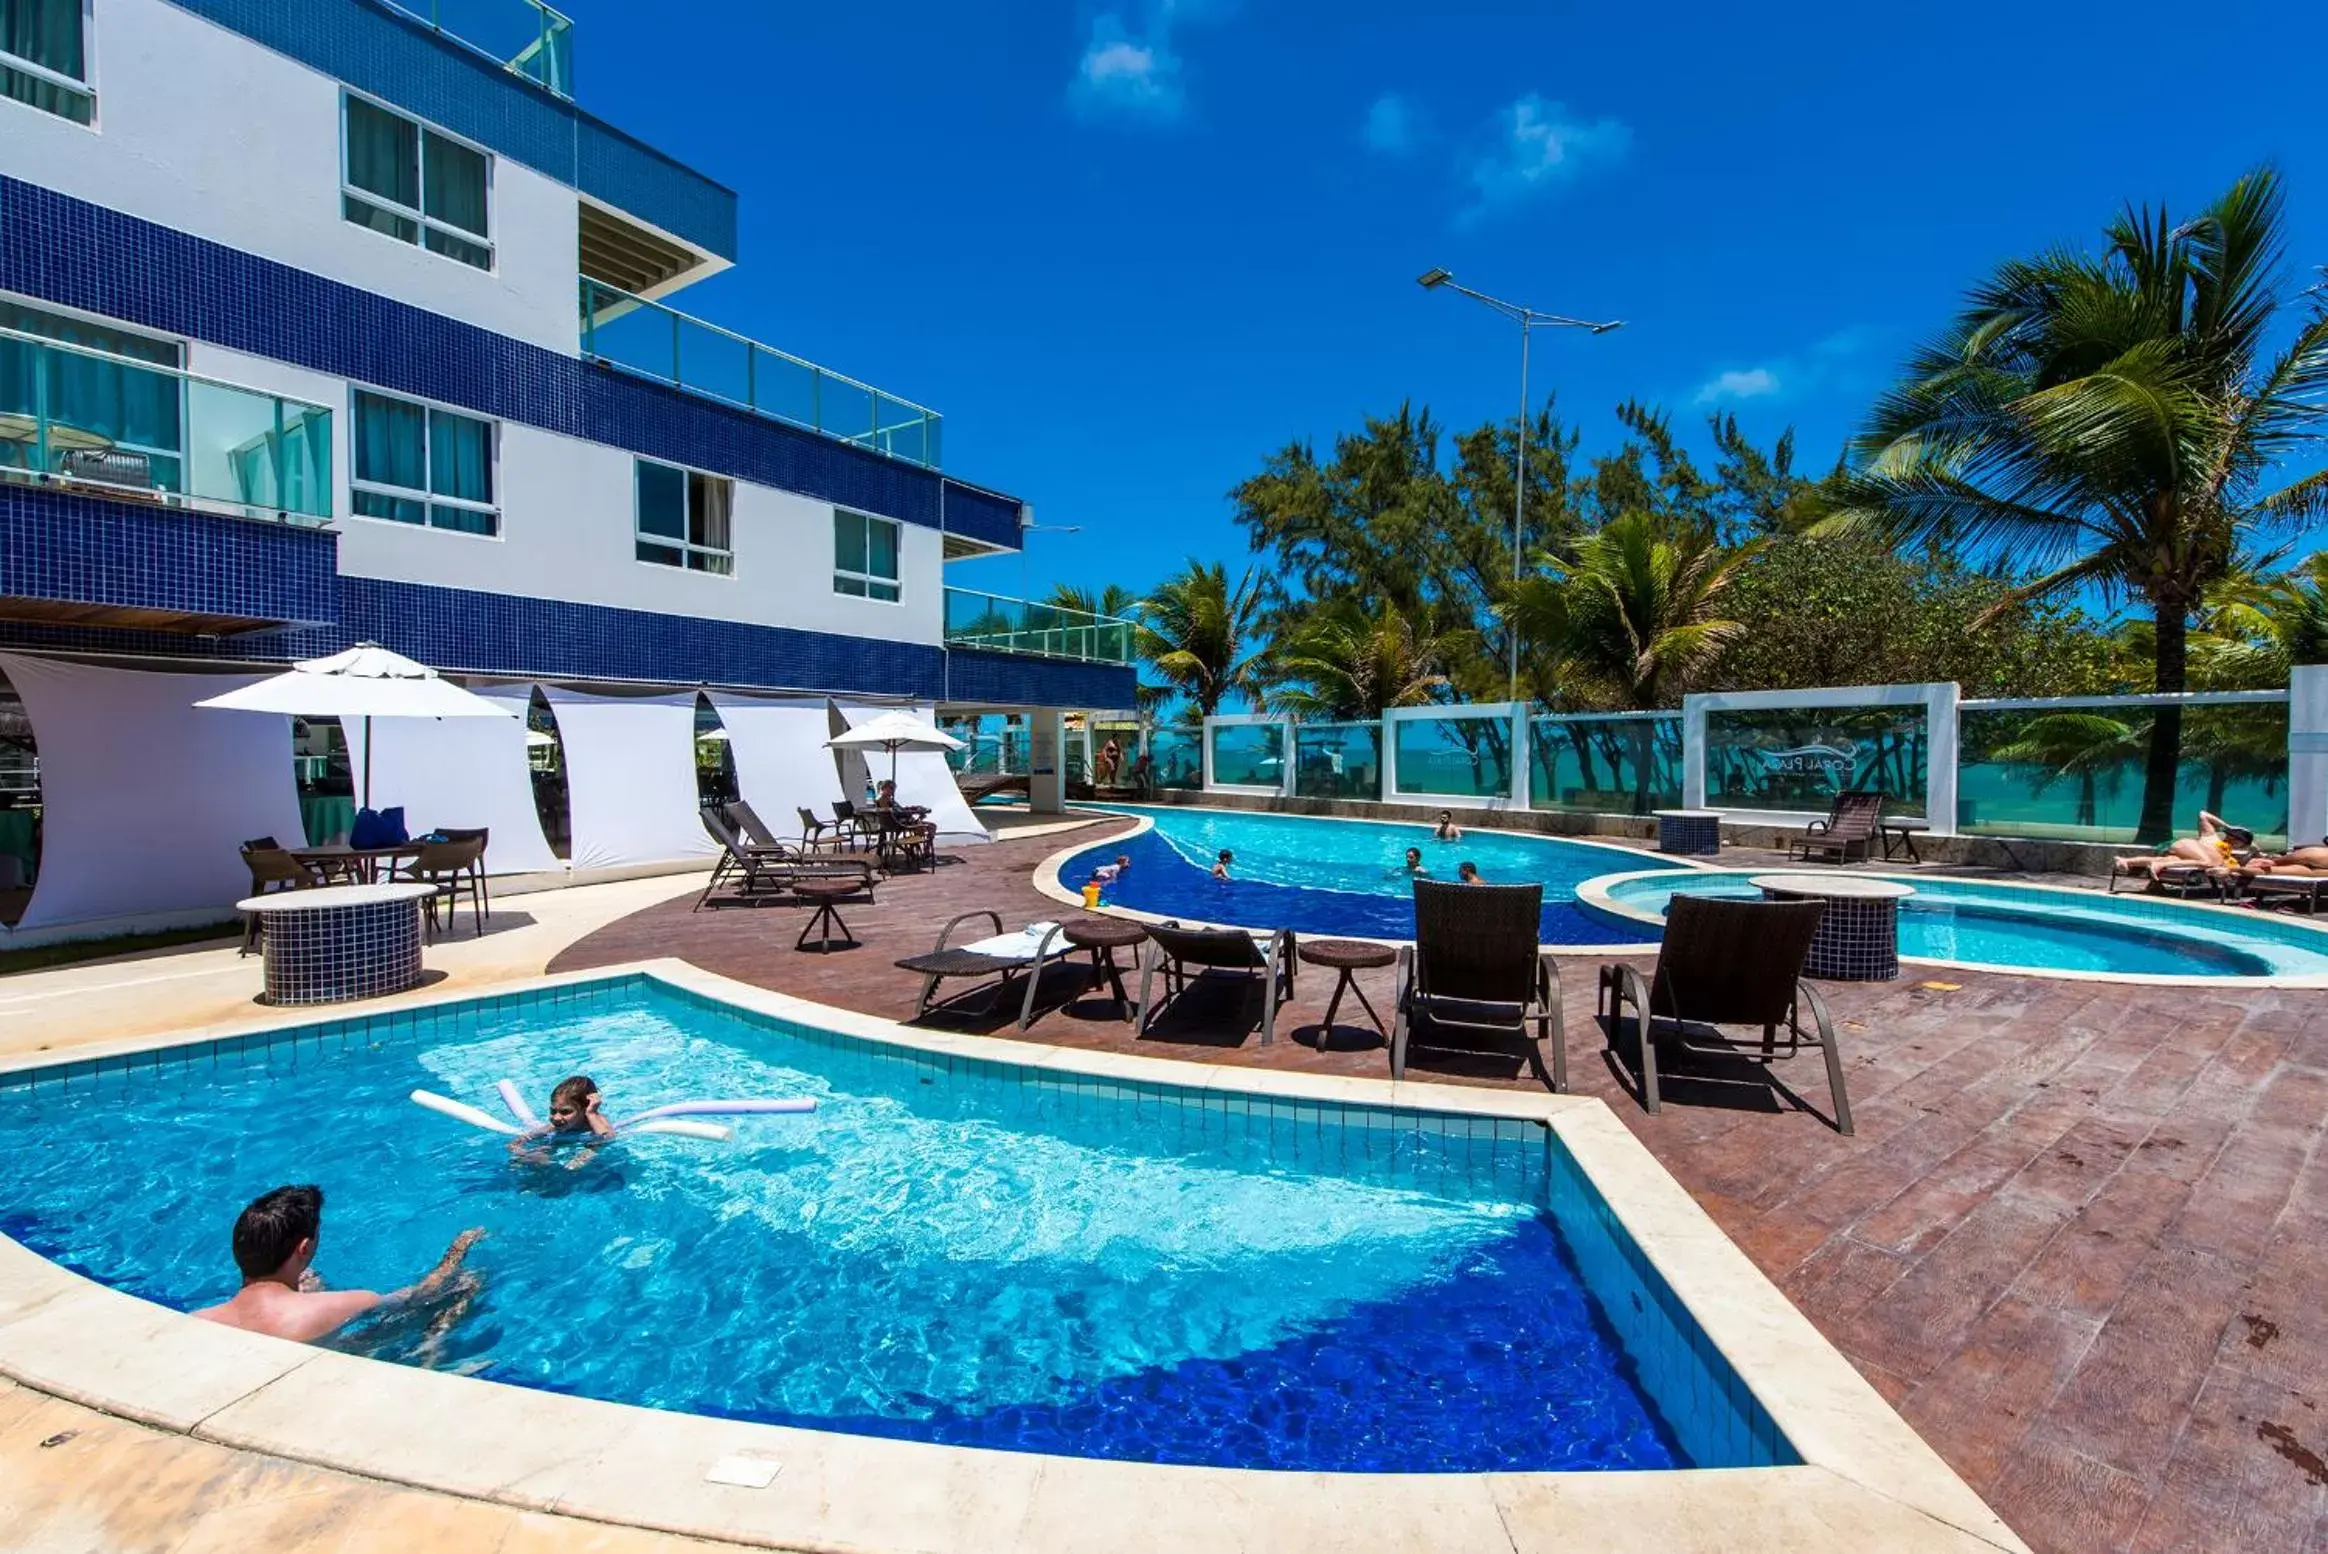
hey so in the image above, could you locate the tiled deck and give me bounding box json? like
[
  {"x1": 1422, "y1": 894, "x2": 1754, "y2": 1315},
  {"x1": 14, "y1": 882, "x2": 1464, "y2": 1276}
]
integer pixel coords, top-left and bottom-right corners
[{"x1": 552, "y1": 818, "x2": 2328, "y2": 1554}]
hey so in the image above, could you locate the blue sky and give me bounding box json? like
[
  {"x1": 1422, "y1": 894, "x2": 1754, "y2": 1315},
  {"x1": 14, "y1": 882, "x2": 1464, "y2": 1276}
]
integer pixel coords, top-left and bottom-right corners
[{"x1": 565, "y1": 0, "x2": 2326, "y2": 610}]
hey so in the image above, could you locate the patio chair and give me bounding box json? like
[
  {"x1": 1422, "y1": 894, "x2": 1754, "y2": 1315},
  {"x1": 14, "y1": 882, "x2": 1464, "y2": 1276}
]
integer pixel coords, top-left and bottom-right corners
[
  {"x1": 831, "y1": 800, "x2": 880, "y2": 852},
  {"x1": 1596, "y1": 894, "x2": 1854, "y2": 1134},
  {"x1": 795, "y1": 805, "x2": 846, "y2": 854},
  {"x1": 1135, "y1": 921, "x2": 1295, "y2": 1045},
  {"x1": 894, "y1": 911, "x2": 1070, "y2": 1029},
  {"x1": 1787, "y1": 790, "x2": 1885, "y2": 864},
  {"x1": 873, "y1": 808, "x2": 937, "y2": 873},
  {"x1": 432, "y1": 826, "x2": 492, "y2": 916},
  {"x1": 401, "y1": 834, "x2": 488, "y2": 939},
  {"x1": 1390, "y1": 880, "x2": 1565, "y2": 1091},
  {"x1": 695, "y1": 806, "x2": 873, "y2": 911},
  {"x1": 238, "y1": 839, "x2": 323, "y2": 954}
]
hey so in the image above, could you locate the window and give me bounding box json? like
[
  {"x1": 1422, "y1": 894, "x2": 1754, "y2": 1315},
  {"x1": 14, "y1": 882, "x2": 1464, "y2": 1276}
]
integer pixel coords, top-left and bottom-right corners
[
  {"x1": 833, "y1": 509, "x2": 900, "y2": 602},
  {"x1": 351, "y1": 389, "x2": 498, "y2": 535},
  {"x1": 635, "y1": 459, "x2": 732, "y2": 574},
  {"x1": 342, "y1": 94, "x2": 492, "y2": 270},
  {"x1": 0, "y1": 298, "x2": 183, "y2": 489},
  {"x1": 0, "y1": 0, "x2": 92, "y2": 125}
]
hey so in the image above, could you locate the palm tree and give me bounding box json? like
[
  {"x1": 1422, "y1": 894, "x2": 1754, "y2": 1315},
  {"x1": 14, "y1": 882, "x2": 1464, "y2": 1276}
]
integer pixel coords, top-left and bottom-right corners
[
  {"x1": 1265, "y1": 600, "x2": 1456, "y2": 721},
  {"x1": 1509, "y1": 510, "x2": 1760, "y2": 810},
  {"x1": 1826, "y1": 168, "x2": 2328, "y2": 841},
  {"x1": 1987, "y1": 711, "x2": 2143, "y2": 830},
  {"x1": 1137, "y1": 560, "x2": 1270, "y2": 721}
]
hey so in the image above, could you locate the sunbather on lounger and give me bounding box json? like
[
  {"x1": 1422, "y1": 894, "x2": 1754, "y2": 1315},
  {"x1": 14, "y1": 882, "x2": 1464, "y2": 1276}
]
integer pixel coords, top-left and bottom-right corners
[{"x1": 2115, "y1": 810, "x2": 2250, "y2": 881}]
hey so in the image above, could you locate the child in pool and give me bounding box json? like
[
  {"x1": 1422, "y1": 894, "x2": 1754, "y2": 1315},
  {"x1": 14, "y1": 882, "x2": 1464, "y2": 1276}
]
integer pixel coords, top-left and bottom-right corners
[
  {"x1": 510, "y1": 1074, "x2": 617, "y2": 1168},
  {"x1": 1212, "y1": 849, "x2": 1233, "y2": 880}
]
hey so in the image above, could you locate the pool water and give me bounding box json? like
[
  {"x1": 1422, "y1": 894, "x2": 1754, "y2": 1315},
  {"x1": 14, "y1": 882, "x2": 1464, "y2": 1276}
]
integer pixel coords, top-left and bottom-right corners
[
  {"x1": 0, "y1": 982, "x2": 1786, "y2": 1472},
  {"x1": 1066, "y1": 806, "x2": 1677, "y2": 943},
  {"x1": 1586, "y1": 872, "x2": 2328, "y2": 979}
]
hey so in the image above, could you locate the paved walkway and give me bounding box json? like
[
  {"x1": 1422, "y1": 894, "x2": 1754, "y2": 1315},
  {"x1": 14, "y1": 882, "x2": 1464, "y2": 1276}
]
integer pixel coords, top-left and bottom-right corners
[{"x1": 548, "y1": 819, "x2": 2328, "y2": 1554}]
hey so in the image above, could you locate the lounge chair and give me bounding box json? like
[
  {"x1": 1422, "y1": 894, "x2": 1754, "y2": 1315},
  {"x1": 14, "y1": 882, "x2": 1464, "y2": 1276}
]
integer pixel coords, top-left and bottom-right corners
[
  {"x1": 694, "y1": 806, "x2": 873, "y2": 911},
  {"x1": 2242, "y1": 871, "x2": 2328, "y2": 914},
  {"x1": 1135, "y1": 921, "x2": 1295, "y2": 1044},
  {"x1": 1391, "y1": 880, "x2": 1564, "y2": 1090},
  {"x1": 2106, "y1": 852, "x2": 2229, "y2": 899},
  {"x1": 238, "y1": 838, "x2": 323, "y2": 954},
  {"x1": 1787, "y1": 790, "x2": 1885, "y2": 864},
  {"x1": 894, "y1": 911, "x2": 1070, "y2": 1029},
  {"x1": 1596, "y1": 894, "x2": 1854, "y2": 1134}
]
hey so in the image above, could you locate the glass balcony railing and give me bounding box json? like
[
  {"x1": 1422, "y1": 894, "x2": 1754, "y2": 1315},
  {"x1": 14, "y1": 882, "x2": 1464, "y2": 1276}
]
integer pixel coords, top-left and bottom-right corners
[
  {"x1": 580, "y1": 278, "x2": 943, "y2": 469},
  {"x1": 384, "y1": 0, "x2": 574, "y2": 98},
  {"x1": 0, "y1": 327, "x2": 335, "y2": 524},
  {"x1": 944, "y1": 588, "x2": 1137, "y2": 664}
]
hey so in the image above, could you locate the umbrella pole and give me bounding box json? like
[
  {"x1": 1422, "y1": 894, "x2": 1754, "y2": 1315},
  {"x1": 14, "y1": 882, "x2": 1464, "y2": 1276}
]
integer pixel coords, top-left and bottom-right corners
[{"x1": 362, "y1": 714, "x2": 372, "y2": 811}]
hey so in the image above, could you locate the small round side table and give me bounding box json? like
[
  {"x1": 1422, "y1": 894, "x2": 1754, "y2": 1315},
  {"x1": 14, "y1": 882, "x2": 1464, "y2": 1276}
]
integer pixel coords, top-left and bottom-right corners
[
  {"x1": 1297, "y1": 938, "x2": 1398, "y2": 1047},
  {"x1": 793, "y1": 878, "x2": 861, "y2": 953},
  {"x1": 1061, "y1": 915, "x2": 1148, "y2": 1021}
]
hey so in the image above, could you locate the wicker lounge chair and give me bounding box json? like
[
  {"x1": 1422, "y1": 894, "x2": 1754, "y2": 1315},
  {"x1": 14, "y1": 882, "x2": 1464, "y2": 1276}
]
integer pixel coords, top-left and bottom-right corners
[
  {"x1": 2243, "y1": 872, "x2": 2328, "y2": 913},
  {"x1": 1597, "y1": 894, "x2": 1854, "y2": 1134},
  {"x1": 1135, "y1": 921, "x2": 1295, "y2": 1044},
  {"x1": 1787, "y1": 790, "x2": 1885, "y2": 864},
  {"x1": 1391, "y1": 880, "x2": 1564, "y2": 1091},
  {"x1": 694, "y1": 806, "x2": 873, "y2": 911},
  {"x1": 894, "y1": 911, "x2": 1070, "y2": 1029}
]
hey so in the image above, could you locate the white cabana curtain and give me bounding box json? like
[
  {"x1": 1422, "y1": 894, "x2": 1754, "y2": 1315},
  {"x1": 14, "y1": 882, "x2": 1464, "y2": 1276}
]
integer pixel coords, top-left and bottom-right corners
[
  {"x1": 0, "y1": 653, "x2": 307, "y2": 933},
  {"x1": 540, "y1": 686, "x2": 717, "y2": 870},
  {"x1": 340, "y1": 686, "x2": 558, "y2": 875},
  {"x1": 708, "y1": 693, "x2": 843, "y2": 837},
  {"x1": 838, "y1": 702, "x2": 990, "y2": 845}
]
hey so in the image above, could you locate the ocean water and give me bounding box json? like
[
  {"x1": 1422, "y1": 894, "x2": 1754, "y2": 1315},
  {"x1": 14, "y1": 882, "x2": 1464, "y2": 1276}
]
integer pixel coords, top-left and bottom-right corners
[
  {"x1": 1066, "y1": 806, "x2": 1679, "y2": 943},
  {"x1": 0, "y1": 986, "x2": 1737, "y2": 1472}
]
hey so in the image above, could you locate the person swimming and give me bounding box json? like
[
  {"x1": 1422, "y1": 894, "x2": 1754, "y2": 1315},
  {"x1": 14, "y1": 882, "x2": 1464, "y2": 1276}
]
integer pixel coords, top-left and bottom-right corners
[
  {"x1": 509, "y1": 1074, "x2": 617, "y2": 1168},
  {"x1": 1390, "y1": 846, "x2": 1430, "y2": 878},
  {"x1": 1457, "y1": 861, "x2": 1483, "y2": 884},
  {"x1": 194, "y1": 1184, "x2": 483, "y2": 1346},
  {"x1": 1432, "y1": 810, "x2": 1462, "y2": 842},
  {"x1": 1212, "y1": 849, "x2": 1233, "y2": 880}
]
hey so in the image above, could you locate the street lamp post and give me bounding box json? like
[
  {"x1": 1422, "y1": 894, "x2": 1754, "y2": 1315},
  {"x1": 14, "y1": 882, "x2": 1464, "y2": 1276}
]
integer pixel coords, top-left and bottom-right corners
[{"x1": 1416, "y1": 269, "x2": 1622, "y2": 701}]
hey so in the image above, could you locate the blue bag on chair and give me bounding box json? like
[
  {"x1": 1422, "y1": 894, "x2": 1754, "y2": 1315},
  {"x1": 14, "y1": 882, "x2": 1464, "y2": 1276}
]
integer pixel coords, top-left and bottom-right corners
[{"x1": 348, "y1": 806, "x2": 409, "y2": 849}]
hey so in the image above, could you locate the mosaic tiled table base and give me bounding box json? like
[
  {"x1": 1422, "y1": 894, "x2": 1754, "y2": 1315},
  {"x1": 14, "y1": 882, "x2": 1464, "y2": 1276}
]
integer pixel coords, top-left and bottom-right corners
[
  {"x1": 1756, "y1": 887, "x2": 1900, "y2": 981},
  {"x1": 260, "y1": 897, "x2": 425, "y2": 1005},
  {"x1": 1654, "y1": 813, "x2": 1722, "y2": 856}
]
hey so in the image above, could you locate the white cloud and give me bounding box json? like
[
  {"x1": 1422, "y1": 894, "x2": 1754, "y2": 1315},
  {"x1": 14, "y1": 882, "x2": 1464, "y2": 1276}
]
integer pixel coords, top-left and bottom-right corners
[
  {"x1": 1460, "y1": 95, "x2": 1629, "y2": 221},
  {"x1": 1363, "y1": 92, "x2": 1423, "y2": 156},
  {"x1": 1069, "y1": 10, "x2": 1188, "y2": 122},
  {"x1": 1694, "y1": 367, "x2": 1783, "y2": 405}
]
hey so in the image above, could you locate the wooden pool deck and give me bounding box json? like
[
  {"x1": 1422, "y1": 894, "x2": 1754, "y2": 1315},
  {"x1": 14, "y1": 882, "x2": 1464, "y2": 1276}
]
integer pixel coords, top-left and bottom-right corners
[{"x1": 551, "y1": 817, "x2": 2328, "y2": 1554}]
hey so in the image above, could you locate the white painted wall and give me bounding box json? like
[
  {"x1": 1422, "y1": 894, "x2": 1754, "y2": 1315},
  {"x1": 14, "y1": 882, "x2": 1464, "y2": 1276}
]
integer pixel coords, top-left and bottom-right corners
[
  {"x1": 187, "y1": 343, "x2": 944, "y2": 649},
  {"x1": 0, "y1": 0, "x2": 581, "y2": 354}
]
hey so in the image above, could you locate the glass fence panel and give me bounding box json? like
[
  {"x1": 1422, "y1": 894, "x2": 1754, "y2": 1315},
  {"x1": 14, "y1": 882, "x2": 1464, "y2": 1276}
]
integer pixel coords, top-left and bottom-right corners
[
  {"x1": 819, "y1": 375, "x2": 877, "y2": 450},
  {"x1": 580, "y1": 285, "x2": 677, "y2": 383},
  {"x1": 393, "y1": 1, "x2": 575, "y2": 97},
  {"x1": 1530, "y1": 717, "x2": 1683, "y2": 815},
  {"x1": 1208, "y1": 723, "x2": 1285, "y2": 788},
  {"x1": 940, "y1": 589, "x2": 1137, "y2": 664},
  {"x1": 1958, "y1": 702, "x2": 2290, "y2": 848},
  {"x1": 1392, "y1": 715, "x2": 1514, "y2": 799},
  {"x1": 1148, "y1": 730, "x2": 1205, "y2": 790},
  {"x1": 1294, "y1": 723, "x2": 1382, "y2": 800},
  {"x1": 1705, "y1": 705, "x2": 1929, "y2": 815},
  {"x1": 673, "y1": 314, "x2": 753, "y2": 409}
]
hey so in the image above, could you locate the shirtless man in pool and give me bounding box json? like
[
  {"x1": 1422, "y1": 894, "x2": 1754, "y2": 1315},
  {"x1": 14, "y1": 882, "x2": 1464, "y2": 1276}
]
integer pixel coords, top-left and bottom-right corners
[{"x1": 195, "y1": 1184, "x2": 483, "y2": 1345}]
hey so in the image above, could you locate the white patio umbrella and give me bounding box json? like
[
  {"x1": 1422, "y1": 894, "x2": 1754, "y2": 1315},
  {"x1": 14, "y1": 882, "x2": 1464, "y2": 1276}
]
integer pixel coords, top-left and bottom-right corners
[
  {"x1": 825, "y1": 709, "x2": 964, "y2": 787},
  {"x1": 195, "y1": 643, "x2": 517, "y2": 809}
]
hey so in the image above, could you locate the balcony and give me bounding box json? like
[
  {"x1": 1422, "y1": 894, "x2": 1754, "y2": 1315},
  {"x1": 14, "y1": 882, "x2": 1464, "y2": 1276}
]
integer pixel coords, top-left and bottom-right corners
[
  {"x1": 0, "y1": 327, "x2": 334, "y2": 525},
  {"x1": 944, "y1": 588, "x2": 1138, "y2": 665},
  {"x1": 383, "y1": 0, "x2": 574, "y2": 99},
  {"x1": 580, "y1": 279, "x2": 943, "y2": 469}
]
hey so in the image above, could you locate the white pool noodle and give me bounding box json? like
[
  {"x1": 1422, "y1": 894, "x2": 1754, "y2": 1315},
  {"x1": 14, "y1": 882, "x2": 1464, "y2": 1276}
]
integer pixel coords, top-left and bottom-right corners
[
  {"x1": 496, "y1": 1079, "x2": 543, "y2": 1130},
  {"x1": 411, "y1": 1090, "x2": 523, "y2": 1137},
  {"x1": 626, "y1": 1098, "x2": 817, "y2": 1124},
  {"x1": 624, "y1": 1119, "x2": 731, "y2": 1142}
]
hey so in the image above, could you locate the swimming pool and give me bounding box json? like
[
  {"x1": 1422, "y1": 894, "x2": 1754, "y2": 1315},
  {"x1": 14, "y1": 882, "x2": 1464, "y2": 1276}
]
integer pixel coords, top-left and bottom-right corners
[
  {"x1": 1579, "y1": 870, "x2": 2328, "y2": 981},
  {"x1": 1061, "y1": 806, "x2": 1680, "y2": 943},
  {"x1": 0, "y1": 976, "x2": 1789, "y2": 1474}
]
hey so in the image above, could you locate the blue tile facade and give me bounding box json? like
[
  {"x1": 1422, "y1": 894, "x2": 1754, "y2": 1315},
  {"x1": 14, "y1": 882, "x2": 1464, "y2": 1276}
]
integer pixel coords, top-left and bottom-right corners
[
  {"x1": 0, "y1": 485, "x2": 338, "y2": 626},
  {"x1": 948, "y1": 647, "x2": 1137, "y2": 709},
  {"x1": 0, "y1": 177, "x2": 1024, "y2": 549},
  {"x1": 163, "y1": 0, "x2": 738, "y2": 259}
]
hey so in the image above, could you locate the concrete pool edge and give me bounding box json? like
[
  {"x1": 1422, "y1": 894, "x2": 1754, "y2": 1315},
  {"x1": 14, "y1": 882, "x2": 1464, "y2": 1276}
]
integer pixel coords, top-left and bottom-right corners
[
  {"x1": 0, "y1": 961, "x2": 2027, "y2": 1553},
  {"x1": 1033, "y1": 806, "x2": 1710, "y2": 955},
  {"x1": 1575, "y1": 867, "x2": 2328, "y2": 989}
]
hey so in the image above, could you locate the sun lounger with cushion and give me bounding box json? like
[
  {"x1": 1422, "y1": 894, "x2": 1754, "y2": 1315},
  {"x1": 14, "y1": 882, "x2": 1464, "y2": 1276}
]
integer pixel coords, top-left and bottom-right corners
[{"x1": 894, "y1": 912, "x2": 1070, "y2": 1029}]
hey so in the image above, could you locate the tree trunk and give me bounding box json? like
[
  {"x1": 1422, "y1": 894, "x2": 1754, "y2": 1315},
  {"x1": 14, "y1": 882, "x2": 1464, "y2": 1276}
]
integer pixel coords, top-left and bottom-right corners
[{"x1": 2135, "y1": 602, "x2": 2188, "y2": 844}]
